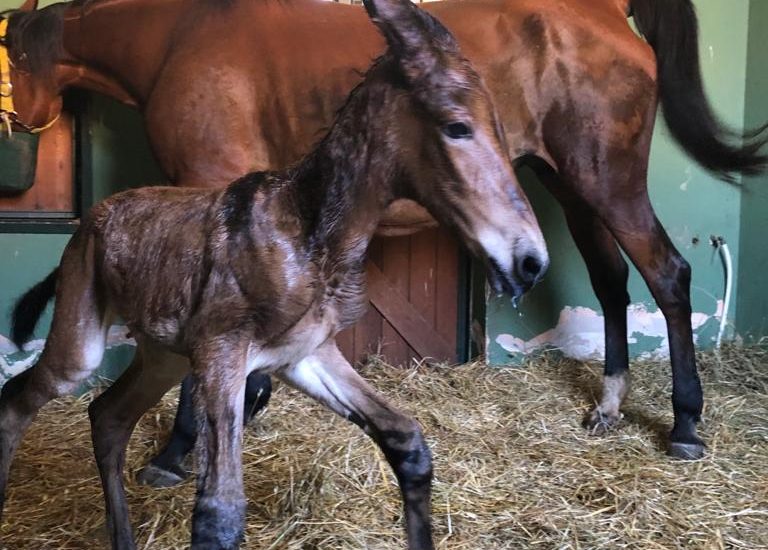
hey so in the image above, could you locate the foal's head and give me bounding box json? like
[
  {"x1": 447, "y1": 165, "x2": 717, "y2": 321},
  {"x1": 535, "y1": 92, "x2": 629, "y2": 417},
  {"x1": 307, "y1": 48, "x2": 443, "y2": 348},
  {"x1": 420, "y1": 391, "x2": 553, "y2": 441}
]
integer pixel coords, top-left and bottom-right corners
[{"x1": 367, "y1": 0, "x2": 548, "y2": 297}]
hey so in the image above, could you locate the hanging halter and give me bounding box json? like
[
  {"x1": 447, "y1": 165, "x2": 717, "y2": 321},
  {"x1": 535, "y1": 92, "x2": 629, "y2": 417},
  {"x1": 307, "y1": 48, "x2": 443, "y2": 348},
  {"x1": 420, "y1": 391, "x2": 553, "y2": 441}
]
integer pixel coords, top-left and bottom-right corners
[{"x1": 0, "y1": 15, "x2": 60, "y2": 138}]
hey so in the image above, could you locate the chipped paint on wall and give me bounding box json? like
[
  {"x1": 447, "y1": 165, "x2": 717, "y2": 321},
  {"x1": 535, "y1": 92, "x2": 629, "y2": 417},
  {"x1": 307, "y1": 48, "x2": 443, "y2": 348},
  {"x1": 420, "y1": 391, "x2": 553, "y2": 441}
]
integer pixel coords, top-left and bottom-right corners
[
  {"x1": 0, "y1": 327, "x2": 136, "y2": 383},
  {"x1": 494, "y1": 301, "x2": 724, "y2": 361}
]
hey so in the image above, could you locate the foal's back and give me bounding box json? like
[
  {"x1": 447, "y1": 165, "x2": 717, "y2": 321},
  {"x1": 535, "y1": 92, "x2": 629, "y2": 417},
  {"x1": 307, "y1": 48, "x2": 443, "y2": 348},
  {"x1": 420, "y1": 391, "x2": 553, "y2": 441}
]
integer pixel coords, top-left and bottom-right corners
[{"x1": 85, "y1": 179, "x2": 318, "y2": 349}]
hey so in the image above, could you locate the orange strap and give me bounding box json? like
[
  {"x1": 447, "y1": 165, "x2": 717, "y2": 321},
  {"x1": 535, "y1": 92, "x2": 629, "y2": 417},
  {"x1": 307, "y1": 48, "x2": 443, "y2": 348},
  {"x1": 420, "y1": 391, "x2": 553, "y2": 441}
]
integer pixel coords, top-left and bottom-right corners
[{"x1": 0, "y1": 18, "x2": 16, "y2": 134}]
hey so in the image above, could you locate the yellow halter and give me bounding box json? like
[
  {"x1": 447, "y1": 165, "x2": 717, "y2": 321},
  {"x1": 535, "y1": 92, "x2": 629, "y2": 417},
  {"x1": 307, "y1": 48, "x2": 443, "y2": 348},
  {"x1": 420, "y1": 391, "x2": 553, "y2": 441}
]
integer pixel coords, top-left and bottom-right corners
[{"x1": 0, "y1": 16, "x2": 60, "y2": 137}]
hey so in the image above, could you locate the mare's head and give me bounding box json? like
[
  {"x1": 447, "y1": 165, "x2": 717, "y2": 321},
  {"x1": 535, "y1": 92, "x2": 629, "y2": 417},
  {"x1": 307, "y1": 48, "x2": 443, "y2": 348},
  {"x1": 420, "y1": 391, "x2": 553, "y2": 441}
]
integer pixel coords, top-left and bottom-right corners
[
  {"x1": 365, "y1": 0, "x2": 548, "y2": 297},
  {"x1": 1, "y1": 0, "x2": 67, "y2": 133}
]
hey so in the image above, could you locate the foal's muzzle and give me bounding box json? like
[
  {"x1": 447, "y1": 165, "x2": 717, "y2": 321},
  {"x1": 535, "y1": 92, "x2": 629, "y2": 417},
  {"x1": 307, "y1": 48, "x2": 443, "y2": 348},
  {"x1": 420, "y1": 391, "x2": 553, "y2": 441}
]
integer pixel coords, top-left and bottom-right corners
[{"x1": 487, "y1": 252, "x2": 548, "y2": 299}]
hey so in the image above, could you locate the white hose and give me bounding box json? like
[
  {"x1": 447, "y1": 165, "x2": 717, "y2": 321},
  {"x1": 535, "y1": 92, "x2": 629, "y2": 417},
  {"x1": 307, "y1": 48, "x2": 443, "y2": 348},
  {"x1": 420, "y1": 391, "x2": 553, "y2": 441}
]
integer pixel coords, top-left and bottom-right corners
[{"x1": 715, "y1": 240, "x2": 733, "y2": 349}]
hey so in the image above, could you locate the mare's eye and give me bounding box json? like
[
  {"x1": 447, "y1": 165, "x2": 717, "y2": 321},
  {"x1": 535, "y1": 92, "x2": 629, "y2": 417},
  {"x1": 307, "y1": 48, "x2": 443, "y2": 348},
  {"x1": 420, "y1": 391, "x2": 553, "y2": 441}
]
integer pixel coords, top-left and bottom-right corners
[{"x1": 442, "y1": 122, "x2": 473, "y2": 140}]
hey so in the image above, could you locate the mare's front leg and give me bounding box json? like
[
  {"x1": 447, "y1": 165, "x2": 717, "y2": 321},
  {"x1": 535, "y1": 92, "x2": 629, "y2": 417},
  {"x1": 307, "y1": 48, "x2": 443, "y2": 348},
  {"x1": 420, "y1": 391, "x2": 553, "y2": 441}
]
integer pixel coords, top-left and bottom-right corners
[
  {"x1": 89, "y1": 339, "x2": 189, "y2": 550},
  {"x1": 190, "y1": 339, "x2": 249, "y2": 549},
  {"x1": 278, "y1": 342, "x2": 434, "y2": 550},
  {"x1": 560, "y1": 199, "x2": 632, "y2": 433},
  {"x1": 137, "y1": 365, "x2": 272, "y2": 488}
]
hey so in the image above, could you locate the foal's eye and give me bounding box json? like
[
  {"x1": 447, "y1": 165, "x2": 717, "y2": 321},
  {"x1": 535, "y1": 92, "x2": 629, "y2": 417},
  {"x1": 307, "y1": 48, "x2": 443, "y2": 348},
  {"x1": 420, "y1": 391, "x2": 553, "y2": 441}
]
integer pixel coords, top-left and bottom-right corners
[{"x1": 442, "y1": 122, "x2": 473, "y2": 140}]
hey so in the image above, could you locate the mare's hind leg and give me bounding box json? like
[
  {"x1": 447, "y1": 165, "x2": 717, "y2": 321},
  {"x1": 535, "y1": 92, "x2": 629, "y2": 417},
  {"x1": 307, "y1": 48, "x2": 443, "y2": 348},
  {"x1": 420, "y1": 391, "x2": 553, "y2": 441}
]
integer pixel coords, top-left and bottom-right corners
[
  {"x1": 0, "y1": 262, "x2": 109, "y2": 517},
  {"x1": 561, "y1": 201, "x2": 632, "y2": 433},
  {"x1": 588, "y1": 186, "x2": 704, "y2": 459},
  {"x1": 278, "y1": 342, "x2": 433, "y2": 550},
  {"x1": 89, "y1": 339, "x2": 189, "y2": 550},
  {"x1": 138, "y1": 369, "x2": 271, "y2": 488}
]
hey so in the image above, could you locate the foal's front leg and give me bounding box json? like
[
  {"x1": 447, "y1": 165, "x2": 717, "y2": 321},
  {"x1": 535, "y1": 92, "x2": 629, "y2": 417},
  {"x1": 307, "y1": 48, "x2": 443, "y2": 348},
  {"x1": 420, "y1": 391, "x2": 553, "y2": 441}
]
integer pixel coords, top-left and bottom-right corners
[
  {"x1": 190, "y1": 340, "x2": 248, "y2": 550},
  {"x1": 278, "y1": 342, "x2": 434, "y2": 550}
]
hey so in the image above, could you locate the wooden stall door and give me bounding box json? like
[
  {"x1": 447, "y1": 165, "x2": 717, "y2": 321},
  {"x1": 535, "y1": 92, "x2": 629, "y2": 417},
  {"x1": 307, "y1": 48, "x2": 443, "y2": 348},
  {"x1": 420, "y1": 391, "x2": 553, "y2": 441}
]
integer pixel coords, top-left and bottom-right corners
[{"x1": 336, "y1": 227, "x2": 461, "y2": 366}]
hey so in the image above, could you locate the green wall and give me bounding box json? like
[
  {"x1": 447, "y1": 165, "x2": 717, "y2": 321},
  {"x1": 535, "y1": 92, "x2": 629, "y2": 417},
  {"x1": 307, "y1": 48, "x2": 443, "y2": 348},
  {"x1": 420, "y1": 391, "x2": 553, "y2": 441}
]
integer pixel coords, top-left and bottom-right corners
[
  {"x1": 735, "y1": 0, "x2": 768, "y2": 343},
  {"x1": 488, "y1": 0, "x2": 753, "y2": 363}
]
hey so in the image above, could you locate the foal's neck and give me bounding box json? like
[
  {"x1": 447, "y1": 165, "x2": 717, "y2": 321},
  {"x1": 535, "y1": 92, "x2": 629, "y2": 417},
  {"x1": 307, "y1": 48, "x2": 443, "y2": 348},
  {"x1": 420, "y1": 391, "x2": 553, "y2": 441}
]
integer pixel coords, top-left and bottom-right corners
[{"x1": 289, "y1": 62, "x2": 402, "y2": 263}]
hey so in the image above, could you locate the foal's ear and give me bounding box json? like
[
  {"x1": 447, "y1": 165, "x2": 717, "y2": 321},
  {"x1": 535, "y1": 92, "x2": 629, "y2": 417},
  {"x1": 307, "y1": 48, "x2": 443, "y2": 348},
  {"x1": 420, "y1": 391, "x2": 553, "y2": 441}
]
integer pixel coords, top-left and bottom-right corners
[
  {"x1": 18, "y1": 0, "x2": 38, "y2": 12},
  {"x1": 363, "y1": 0, "x2": 459, "y2": 85}
]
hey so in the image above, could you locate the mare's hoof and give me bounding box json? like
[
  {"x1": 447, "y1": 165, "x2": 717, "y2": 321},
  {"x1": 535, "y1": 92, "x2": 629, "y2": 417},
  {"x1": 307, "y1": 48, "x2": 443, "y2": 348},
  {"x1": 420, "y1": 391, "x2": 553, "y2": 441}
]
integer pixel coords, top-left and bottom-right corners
[
  {"x1": 136, "y1": 463, "x2": 189, "y2": 488},
  {"x1": 582, "y1": 408, "x2": 623, "y2": 435},
  {"x1": 667, "y1": 441, "x2": 706, "y2": 461}
]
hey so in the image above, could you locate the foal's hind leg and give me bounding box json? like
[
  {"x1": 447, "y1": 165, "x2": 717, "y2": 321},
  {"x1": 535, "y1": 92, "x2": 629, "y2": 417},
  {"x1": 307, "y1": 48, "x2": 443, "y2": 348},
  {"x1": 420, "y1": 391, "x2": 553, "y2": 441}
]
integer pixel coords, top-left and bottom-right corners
[
  {"x1": 562, "y1": 202, "x2": 632, "y2": 433},
  {"x1": 138, "y1": 370, "x2": 271, "y2": 488},
  {"x1": 89, "y1": 339, "x2": 189, "y2": 550},
  {"x1": 278, "y1": 342, "x2": 433, "y2": 550},
  {"x1": 0, "y1": 258, "x2": 109, "y2": 517}
]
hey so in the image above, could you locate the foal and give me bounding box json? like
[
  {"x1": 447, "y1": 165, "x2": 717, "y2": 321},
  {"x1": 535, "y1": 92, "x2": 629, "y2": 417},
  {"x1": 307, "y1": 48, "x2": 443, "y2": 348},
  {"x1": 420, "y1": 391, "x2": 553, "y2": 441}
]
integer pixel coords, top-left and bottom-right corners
[{"x1": 0, "y1": 0, "x2": 547, "y2": 547}]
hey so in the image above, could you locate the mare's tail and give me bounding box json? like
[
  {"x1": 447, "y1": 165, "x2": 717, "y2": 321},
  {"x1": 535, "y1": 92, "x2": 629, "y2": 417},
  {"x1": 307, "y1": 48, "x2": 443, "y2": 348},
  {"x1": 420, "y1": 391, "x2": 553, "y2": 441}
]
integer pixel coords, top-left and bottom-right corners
[
  {"x1": 10, "y1": 268, "x2": 58, "y2": 349},
  {"x1": 631, "y1": 0, "x2": 768, "y2": 179}
]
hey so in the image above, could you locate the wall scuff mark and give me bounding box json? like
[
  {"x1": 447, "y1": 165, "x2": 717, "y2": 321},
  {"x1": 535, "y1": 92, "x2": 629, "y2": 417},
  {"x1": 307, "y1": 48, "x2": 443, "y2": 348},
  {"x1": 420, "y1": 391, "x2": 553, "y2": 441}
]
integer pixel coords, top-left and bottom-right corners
[
  {"x1": 495, "y1": 302, "x2": 722, "y2": 361},
  {"x1": 0, "y1": 327, "x2": 135, "y2": 382}
]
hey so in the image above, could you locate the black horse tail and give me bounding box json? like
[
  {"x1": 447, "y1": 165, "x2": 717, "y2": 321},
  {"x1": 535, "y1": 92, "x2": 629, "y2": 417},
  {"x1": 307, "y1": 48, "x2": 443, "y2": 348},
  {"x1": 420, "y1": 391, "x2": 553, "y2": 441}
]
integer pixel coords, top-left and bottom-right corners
[
  {"x1": 631, "y1": 0, "x2": 768, "y2": 180},
  {"x1": 10, "y1": 268, "x2": 58, "y2": 349}
]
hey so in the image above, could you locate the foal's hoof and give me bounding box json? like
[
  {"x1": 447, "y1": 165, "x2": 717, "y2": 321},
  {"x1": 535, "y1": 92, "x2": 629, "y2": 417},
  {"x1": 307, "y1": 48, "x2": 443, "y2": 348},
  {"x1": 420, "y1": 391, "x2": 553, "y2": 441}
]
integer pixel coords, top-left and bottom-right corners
[
  {"x1": 136, "y1": 463, "x2": 189, "y2": 488},
  {"x1": 582, "y1": 408, "x2": 623, "y2": 435},
  {"x1": 667, "y1": 441, "x2": 706, "y2": 461}
]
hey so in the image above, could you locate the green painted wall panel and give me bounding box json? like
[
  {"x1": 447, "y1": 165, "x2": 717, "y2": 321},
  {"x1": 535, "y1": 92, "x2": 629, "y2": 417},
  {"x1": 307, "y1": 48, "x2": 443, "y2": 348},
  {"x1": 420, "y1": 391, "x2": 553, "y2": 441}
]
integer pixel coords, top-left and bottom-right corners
[
  {"x1": 0, "y1": 235, "x2": 135, "y2": 385},
  {"x1": 488, "y1": 0, "x2": 751, "y2": 364},
  {"x1": 735, "y1": 0, "x2": 768, "y2": 342}
]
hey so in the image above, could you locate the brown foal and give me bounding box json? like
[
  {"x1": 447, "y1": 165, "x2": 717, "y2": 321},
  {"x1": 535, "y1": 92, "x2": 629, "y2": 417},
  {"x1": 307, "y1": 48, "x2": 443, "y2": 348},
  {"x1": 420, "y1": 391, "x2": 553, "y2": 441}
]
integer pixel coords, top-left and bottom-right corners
[
  {"x1": 3, "y1": 0, "x2": 766, "y2": 468},
  {"x1": 1, "y1": 0, "x2": 547, "y2": 547}
]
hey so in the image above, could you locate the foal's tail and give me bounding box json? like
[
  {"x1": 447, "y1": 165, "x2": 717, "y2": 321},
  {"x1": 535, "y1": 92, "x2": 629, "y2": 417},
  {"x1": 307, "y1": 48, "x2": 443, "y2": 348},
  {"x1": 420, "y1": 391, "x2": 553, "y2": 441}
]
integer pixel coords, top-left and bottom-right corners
[
  {"x1": 631, "y1": 0, "x2": 768, "y2": 180},
  {"x1": 10, "y1": 268, "x2": 58, "y2": 349}
]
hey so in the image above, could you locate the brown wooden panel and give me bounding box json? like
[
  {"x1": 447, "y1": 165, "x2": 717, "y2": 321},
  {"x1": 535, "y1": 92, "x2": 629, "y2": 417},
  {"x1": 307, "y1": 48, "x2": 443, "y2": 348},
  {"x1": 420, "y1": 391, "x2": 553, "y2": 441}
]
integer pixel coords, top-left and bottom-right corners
[
  {"x1": 435, "y1": 227, "x2": 460, "y2": 345},
  {"x1": 409, "y1": 229, "x2": 437, "y2": 323},
  {"x1": 367, "y1": 262, "x2": 454, "y2": 361},
  {"x1": 0, "y1": 114, "x2": 74, "y2": 213},
  {"x1": 380, "y1": 235, "x2": 416, "y2": 365},
  {"x1": 337, "y1": 230, "x2": 460, "y2": 366}
]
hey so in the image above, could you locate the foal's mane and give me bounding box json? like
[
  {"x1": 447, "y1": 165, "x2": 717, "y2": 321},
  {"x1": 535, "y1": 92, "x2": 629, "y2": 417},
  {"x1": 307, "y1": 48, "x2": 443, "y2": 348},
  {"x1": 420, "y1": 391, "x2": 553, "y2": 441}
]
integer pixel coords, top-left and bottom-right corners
[{"x1": 4, "y1": 4, "x2": 67, "y2": 79}]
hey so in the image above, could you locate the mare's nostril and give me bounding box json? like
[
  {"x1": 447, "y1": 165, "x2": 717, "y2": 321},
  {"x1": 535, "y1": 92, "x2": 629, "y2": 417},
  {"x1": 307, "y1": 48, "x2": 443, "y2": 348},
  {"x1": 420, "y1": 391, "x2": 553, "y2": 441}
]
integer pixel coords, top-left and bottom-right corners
[{"x1": 518, "y1": 254, "x2": 545, "y2": 285}]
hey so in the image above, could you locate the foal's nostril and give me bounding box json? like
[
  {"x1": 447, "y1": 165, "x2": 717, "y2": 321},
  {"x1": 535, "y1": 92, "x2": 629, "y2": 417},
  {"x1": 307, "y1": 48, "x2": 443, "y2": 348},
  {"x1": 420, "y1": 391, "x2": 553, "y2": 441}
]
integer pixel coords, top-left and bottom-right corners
[{"x1": 518, "y1": 254, "x2": 545, "y2": 285}]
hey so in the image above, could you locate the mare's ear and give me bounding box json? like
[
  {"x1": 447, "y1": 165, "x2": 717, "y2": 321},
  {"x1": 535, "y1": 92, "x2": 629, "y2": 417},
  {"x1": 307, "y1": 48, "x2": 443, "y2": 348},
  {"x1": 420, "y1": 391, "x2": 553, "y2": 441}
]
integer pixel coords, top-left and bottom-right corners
[
  {"x1": 362, "y1": 0, "x2": 460, "y2": 87},
  {"x1": 18, "y1": 0, "x2": 38, "y2": 12}
]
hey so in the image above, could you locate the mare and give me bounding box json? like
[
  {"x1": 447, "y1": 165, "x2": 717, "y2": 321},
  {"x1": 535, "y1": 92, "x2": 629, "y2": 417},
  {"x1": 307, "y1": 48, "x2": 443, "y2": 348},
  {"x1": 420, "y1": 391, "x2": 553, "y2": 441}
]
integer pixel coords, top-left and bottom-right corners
[
  {"x1": 3, "y1": 0, "x2": 766, "y2": 472},
  {"x1": 2, "y1": 0, "x2": 548, "y2": 547}
]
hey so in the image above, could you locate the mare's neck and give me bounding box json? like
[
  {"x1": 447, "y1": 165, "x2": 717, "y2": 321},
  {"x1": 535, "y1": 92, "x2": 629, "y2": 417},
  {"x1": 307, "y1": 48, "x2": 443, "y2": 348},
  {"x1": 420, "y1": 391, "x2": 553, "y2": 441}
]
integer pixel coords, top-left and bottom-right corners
[{"x1": 57, "y1": 0, "x2": 185, "y2": 106}]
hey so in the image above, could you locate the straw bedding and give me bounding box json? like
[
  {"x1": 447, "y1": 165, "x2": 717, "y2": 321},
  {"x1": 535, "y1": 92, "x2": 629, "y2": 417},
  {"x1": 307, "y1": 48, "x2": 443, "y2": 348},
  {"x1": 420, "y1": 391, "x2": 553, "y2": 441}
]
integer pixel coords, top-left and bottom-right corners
[{"x1": 1, "y1": 345, "x2": 766, "y2": 549}]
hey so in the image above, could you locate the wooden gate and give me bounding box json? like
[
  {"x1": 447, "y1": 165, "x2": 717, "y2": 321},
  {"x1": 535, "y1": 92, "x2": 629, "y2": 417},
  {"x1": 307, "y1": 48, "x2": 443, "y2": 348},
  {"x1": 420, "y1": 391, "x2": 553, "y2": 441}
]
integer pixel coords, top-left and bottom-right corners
[{"x1": 337, "y1": 228, "x2": 462, "y2": 365}]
